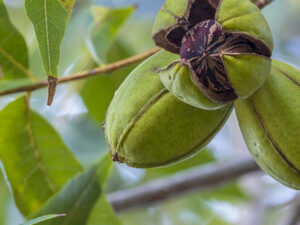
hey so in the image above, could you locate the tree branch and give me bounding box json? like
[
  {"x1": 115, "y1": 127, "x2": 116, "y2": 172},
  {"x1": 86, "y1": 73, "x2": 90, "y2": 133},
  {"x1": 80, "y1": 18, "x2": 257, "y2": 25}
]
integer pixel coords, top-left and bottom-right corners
[
  {"x1": 107, "y1": 158, "x2": 260, "y2": 213},
  {"x1": 255, "y1": 0, "x2": 274, "y2": 9},
  {"x1": 0, "y1": 47, "x2": 161, "y2": 97},
  {"x1": 287, "y1": 196, "x2": 300, "y2": 225}
]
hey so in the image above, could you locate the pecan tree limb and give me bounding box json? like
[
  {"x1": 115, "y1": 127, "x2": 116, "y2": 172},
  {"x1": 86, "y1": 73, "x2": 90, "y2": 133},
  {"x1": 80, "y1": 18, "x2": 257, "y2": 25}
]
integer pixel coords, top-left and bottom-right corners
[
  {"x1": 0, "y1": 47, "x2": 161, "y2": 97},
  {"x1": 108, "y1": 158, "x2": 260, "y2": 213}
]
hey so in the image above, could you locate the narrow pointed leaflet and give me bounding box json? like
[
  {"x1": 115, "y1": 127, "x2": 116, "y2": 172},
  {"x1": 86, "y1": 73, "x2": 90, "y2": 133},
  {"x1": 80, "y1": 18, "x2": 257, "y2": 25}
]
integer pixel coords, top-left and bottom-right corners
[{"x1": 25, "y1": 0, "x2": 76, "y2": 105}]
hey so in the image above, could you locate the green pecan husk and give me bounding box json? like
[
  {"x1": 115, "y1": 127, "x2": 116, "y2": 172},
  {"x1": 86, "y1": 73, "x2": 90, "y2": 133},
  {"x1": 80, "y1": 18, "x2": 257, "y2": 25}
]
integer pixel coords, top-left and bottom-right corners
[
  {"x1": 235, "y1": 60, "x2": 300, "y2": 190},
  {"x1": 105, "y1": 51, "x2": 232, "y2": 168},
  {"x1": 152, "y1": 0, "x2": 273, "y2": 109}
]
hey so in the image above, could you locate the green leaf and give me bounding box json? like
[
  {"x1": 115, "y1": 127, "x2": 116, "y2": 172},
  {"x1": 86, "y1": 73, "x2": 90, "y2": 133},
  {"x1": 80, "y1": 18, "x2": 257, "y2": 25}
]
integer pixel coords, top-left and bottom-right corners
[
  {"x1": 119, "y1": 20, "x2": 155, "y2": 53},
  {"x1": 0, "y1": 96, "x2": 83, "y2": 216},
  {"x1": 0, "y1": 169, "x2": 10, "y2": 225},
  {"x1": 32, "y1": 154, "x2": 114, "y2": 225},
  {"x1": 0, "y1": 0, "x2": 36, "y2": 81},
  {"x1": 20, "y1": 214, "x2": 66, "y2": 225},
  {"x1": 81, "y1": 40, "x2": 137, "y2": 123},
  {"x1": 0, "y1": 78, "x2": 33, "y2": 92},
  {"x1": 25, "y1": 0, "x2": 75, "y2": 78},
  {"x1": 87, "y1": 194, "x2": 122, "y2": 225},
  {"x1": 88, "y1": 5, "x2": 135, "y2": 64}
]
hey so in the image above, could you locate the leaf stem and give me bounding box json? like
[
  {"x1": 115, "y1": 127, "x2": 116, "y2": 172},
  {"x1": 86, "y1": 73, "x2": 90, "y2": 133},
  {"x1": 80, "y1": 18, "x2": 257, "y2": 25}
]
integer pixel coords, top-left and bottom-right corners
[{"x1": 0, "y1": 47, "x2": 161, "y2": 98}]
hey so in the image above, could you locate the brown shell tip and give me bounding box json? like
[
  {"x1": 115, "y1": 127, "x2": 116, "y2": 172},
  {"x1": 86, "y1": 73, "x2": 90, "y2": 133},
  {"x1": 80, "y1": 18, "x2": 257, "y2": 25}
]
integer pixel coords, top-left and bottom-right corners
[
  {"x1": 47, "y1": 76, "x2": 58, "y2": 106},
  {"x1": 111, "y1": 153, "x2": 122, "y2": 163}
]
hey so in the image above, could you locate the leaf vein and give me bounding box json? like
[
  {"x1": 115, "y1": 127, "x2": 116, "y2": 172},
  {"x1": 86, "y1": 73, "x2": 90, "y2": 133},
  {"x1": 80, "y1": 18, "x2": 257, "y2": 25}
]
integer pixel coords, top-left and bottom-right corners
[
  {"x1": 44, "y1": 0, "x2": 52, "y2": 75},
  {"x1": 0, "y1": 46, "x2": 36, "y2": 81},
  {"x1": 24, "y1": 96, "x2": 56, "y2": 194}
]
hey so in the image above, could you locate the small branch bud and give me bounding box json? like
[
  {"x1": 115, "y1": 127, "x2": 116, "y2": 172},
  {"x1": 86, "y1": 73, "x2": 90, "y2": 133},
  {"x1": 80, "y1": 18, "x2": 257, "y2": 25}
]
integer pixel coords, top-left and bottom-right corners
[{"x1": 47, "y1": 76, "x2": 58, "y2": 106}]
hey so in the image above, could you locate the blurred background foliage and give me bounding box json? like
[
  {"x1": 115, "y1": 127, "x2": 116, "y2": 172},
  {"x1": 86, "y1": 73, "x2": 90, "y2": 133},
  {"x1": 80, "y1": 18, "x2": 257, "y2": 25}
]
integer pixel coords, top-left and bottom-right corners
[{"x1": 0, "y1": 0, "x2": 299, "y2": 224}]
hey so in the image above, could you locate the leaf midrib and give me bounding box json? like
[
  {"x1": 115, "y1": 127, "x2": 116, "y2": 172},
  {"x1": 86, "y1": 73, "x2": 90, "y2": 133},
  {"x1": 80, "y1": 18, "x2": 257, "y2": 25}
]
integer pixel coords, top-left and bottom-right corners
[
  {"x1": 61, "y1": 168, "x2": 99, "y2": 225},
  {"x1": 0, "y1": 46, "x2": 36, "y2": 81},
  {"x1": 44, "y1": 0, "x2": 51, "y2": 76},
  {"x1": 24, "y1": 96, "x2": 56, "y2": 193}
]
